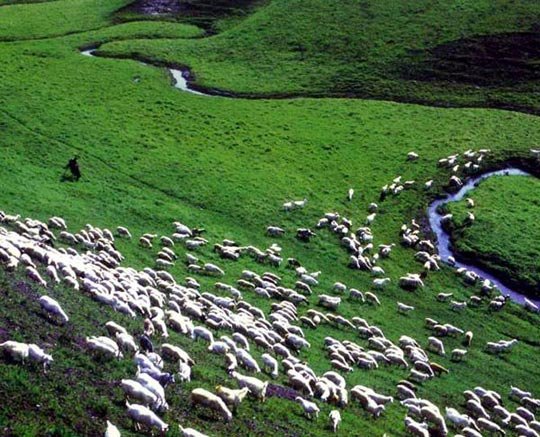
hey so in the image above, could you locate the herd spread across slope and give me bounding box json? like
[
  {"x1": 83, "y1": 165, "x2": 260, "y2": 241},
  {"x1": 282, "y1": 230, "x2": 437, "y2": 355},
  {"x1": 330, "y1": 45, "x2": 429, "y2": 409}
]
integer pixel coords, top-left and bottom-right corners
[{"x1": 0, "y1": 148, "x2": 539, "y2": 436}]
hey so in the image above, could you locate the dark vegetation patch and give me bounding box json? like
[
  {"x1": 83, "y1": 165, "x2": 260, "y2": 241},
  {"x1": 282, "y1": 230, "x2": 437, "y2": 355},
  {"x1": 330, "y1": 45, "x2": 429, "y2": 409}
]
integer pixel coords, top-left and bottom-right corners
[
  {"x1": 118, "y1": 0, "x2": 264, "y2": 31},
  {"x1": 401, "y1": 32, "x2": 540, "y2": 86}
]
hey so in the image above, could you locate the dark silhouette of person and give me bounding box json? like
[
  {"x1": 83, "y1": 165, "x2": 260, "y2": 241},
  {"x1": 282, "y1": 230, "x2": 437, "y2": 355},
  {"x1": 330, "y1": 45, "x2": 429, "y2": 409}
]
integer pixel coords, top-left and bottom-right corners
[{"x1": 65, "y1": 156, "x2": 81, "y2": 181}]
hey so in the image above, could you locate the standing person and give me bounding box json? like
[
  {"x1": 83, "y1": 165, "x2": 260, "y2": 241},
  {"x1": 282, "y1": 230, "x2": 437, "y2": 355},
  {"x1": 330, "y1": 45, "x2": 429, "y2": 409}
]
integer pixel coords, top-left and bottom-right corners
[{"x1": 65, "y1": 156, "x2": 81, "y2": 181}]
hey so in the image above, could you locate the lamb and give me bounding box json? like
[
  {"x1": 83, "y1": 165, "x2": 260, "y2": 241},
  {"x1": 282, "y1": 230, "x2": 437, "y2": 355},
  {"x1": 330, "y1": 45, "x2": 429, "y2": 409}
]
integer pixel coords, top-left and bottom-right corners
[
  {"x1": 347, "y1": 188, "x2": 354, "y2": 201},
  {"x1": 329, "y1": 410, "x2": 341, "y2": 432},
  {"x1": 39, "y1": 296, "x2": 69, "y2": 324},
  {"x1": 296, "y1": 396, "x2": 320, "y2": 419},
  {"x1": 215, "y1": 385, "x2": 250, "y2": 410},
  {"x1": 178, "y1": 361, "x2": 192, "y2": 382},
  {"x1": 126, "y1": 402, "x2": 168, "y2": 433},
  {"x1": 190, "y1": 388, "x2": 233, "y2": 421},
  {"x1": 231, "y1": 371, "x2": 269, "y2": 402}
]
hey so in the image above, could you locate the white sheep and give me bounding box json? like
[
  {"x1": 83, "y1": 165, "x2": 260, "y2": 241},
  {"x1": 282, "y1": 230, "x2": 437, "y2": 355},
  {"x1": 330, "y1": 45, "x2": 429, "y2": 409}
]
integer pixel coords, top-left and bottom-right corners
[
  {"x1": 0, "y1": 341, "x2": 29, "y2": 363},
  {"x1": 373, "y1": 278, "x2": 391, "y2": 289},
  {"x1": 28, "y1": 344, "x2": 53, "y2": 371},
  {"x1": 365, "y1": 292, "x2": 381, "y2": 306},
  {"x1": 215, "y1": 385, "x2": 250, "y2": 409},
  {"x1": 126, "y1": 402, "x2": 168, "y2": 433},
  {"x1": 397, "y1": 302, "x2": 415, "y2": 314},
  {"x1": 407, "y1": 152, "x2": 419, "y2": 161},
  {"x1": 231, "y1": 371, "x2": 268, "y2": 402},
  {"x1": 178, "y1": 425, "x2": 209, "y2": 437},
  {"x1": 427, "y1": 337, "x2": 445, "y2": 356},
  {"x1": 296, "y1": 396, "x2": 320, "y2": 419},
  {"x1": 261, "y1": 353, "x2": 279, "y2": 378},
  {"x1": 192, "y1": 326, "x2": 214, "y2": 343},
  {"x1": 104, "y1": 420, "x2": 121, "y2": 437},
  {"x1": 121, "y1": 379, "x2": 158, "y2": 409},
  {"x1": 451, "y1": 349, "x2": 467, "y2": 362},
  {"x1": 266, "y1": 226, "x2": 285, "y2": 237},
  {"x1": 26, "y1": 267, "x2": 47, "y2": 287},
  {"x1": 190, "y1": 388, "x2": 233, "y2": 421},
  {"x1": 116, "y1": 226, "x2": 132, "y2": 239},
  {"x1": 39, "y1": 296, "x2": 69, "y2": 324},
  {"x1": 329, "y1": 410, "x2": 341, "y2": 433}
]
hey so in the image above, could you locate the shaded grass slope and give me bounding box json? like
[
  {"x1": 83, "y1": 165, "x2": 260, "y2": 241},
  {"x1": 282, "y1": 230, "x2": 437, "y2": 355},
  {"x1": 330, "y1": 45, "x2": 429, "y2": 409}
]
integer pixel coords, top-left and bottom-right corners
[
  {"x1": 447, "y1": 174, "x2": 540, "y2": 297},
  {"x1": 94, "y1": 0, "x2": 540, "y2": 113}
]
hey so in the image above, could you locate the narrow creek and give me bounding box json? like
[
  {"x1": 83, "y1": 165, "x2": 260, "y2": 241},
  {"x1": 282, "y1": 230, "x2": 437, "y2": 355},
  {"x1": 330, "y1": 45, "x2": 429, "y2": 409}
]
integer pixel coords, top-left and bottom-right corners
[
  {"x1": 428, "y1": 168, "x2": 540, "y2": 306},
  {"x1": 81, "y1": 48, "x2": 211, "y2": 96}
]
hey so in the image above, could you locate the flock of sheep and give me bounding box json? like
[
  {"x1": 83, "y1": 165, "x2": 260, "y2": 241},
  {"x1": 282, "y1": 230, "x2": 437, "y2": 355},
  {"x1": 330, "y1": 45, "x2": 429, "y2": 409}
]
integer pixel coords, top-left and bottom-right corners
[{"x1": 0, "y1": 148, "x2": 539, "y2": 436}]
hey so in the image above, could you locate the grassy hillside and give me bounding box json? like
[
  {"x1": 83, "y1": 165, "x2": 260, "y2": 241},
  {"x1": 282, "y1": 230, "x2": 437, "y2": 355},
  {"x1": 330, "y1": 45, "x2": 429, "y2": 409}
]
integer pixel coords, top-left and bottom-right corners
[
  {"x1": 96, "y1": 0, "x2": 540, "y2": 113},
  {"x1": 0, "y1": 0, "x2": 539, "y2": 436},
  {"x1": 447, "y1": 174, "x2": 540, "y2": 297}
]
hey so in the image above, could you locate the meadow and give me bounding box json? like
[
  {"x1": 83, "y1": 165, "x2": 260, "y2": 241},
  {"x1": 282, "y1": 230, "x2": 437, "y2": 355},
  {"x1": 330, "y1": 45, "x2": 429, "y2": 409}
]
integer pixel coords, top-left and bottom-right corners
[
  {"x1": 447, "y1": 174, "x2": 540, "y2": 297},
  {"x1": 0, "y1": 0, "x2": 539, "y2": 435}
]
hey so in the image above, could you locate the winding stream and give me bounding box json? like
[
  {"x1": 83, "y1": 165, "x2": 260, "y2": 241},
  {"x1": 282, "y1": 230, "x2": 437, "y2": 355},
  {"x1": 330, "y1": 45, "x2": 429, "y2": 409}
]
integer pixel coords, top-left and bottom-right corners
[
  {"x1": 428, "y1": 168, "x2": 540, "y2": 306},
  {"x1": 81, "y1": 48, "x2": 211, "y2": 96},
  {"x1": 81, "y1": 46, "x2": 539, "y2": 306}
]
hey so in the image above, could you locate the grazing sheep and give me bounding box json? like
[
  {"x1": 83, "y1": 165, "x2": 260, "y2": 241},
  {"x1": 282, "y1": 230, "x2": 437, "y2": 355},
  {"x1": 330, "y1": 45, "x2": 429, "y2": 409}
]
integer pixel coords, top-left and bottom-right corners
[
  {"x1": 26, "y1": 267, "x2": 47, "y2": 287},
  {"x1": 126, "y1": 402, "x2": 168, "y2": 433},
  {"x1": 329, "y1": 410, "x2": 341, "y2": 432},
  {"x1": 451, "y1": 349, "x2": 467, "y2": 362},
  {"x1": 261, "y1": 353, "x2": 279, "y2": 378},
  {"x1": 104, "y1": 420, "x2": 121, "y2": 437},
  {"x1": 121, "y1": 379, "x2": 158, "y2": 409},
  {"x1": 0, "y1": 341, "x2": 30, "y2": 363},
  {"x1": 296, "y1": 396, "x2": 320, "y2": 419},
  {"x1": 266, "y1": 226, "x2": 285, "y2": 237},
  {"x1": 231, "y1": 371, "x2": 268, "y2": 402},
  {"x1": 116, "y1": 226, "x2": 132, "y2": 239},
  {"x1": 179, "y1": 425, "x2": 209, "y2": 437},
  {"x1": 365, "y1": 292, "x2": 381, "y2": 306},
  {"x1": 39, "y1": 296, "x2": 69, "y2": 324},
  {"x1": 190, "y1": 388, "x2": 233, "y2": 421},
  {"x1": 450, "y1": 300, "x2": 467, "y2": 311},
  {"x1": 397, "y1": 302, "x2": 415, "y2": 314},
  {"x1": 427, "y1": 337, "x2": 445, "y2": 356},
  {"x1": 28, "y1": 344, "x2": 53, "y2": 371},
  {"x1": 404, "y1": 416, "x2": 429, "y2": 437},
  {"x1": 215, "y1": 385, "x2": 250, "y2": 410}
]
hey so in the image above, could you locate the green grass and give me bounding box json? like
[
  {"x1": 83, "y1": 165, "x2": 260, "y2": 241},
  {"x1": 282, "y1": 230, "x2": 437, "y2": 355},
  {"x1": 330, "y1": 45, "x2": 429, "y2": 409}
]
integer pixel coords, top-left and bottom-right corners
[
  {"x1": 97, "y1": 0, "x2": 540, "y2": 113},
  {"x1": 447, "y1": 174, "x2": 540, "y2": 296},
  {"x1": 0, "y1": 0, "x2": 539, "y2": 435}
]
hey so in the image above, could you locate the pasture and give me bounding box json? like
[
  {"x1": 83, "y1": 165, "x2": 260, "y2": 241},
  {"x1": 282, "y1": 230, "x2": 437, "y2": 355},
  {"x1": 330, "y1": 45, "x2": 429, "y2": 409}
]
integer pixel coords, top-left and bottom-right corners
[{"x1": 0, "y1": 0, "x2": 539, "y2": 436}]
